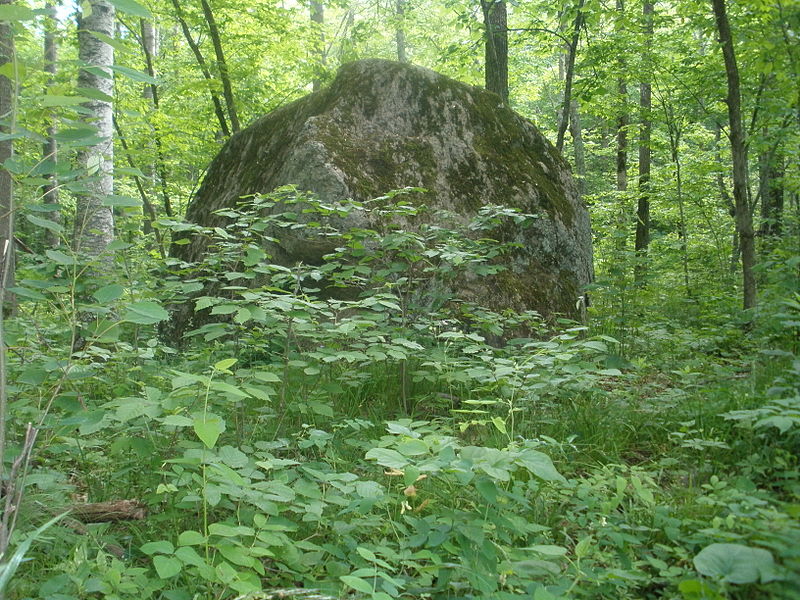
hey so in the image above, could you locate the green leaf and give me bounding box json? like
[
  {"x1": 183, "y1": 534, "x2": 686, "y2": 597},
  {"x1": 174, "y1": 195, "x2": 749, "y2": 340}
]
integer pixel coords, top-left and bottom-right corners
[
  {"x1": 0, "y1": 5, "x2": 35, "y2": 21},
  {"x1": 475, "y1": 477, "x2": 498, "y2": 503},
  {"x1": 123, "y1": 301, "x2": 169, "y2": 325},
  {"x1": 515, "y1": 449, "x2": 566, "y2": 483},
  {"x1": 524, "y1": 545, "x2": 568, "y2": 556},
  {"x1": 177, "y1": 530, "x2": 206, "y2": 546},
  {"x1": 162, "y1": 415, "x2": 193, "y2": 427},
  {"x1": 253, "y1": 371, "x2": 281, "y2": 383},
  {"x1": 76, "y1": 86, "x2": 114, "y2": 102},
  {"x1": 356, "y1": 547, "x2": 376, "y2": 562},
  {"x1": 26, "y1": 214, "x2": 63, "y2": 234},
  {"x1": 574, "y1": 536, "x2": 592, "y2": 559},
  {"x1": 112, "y1": 64, "x2": 159, "y2": 85},
  {"x1": 153, "y1": 555, "x2": 182, "y2": 579},
  {"x1": 102, "y1": 194, "x2": 142, "y2": 207},
  {"x1": 93, "y1": 284, "x2": 124, "y2": 304},
  {"x1": 214, "y1": 358, "x2": 237, "y2": 372},
  {"x1": 340, "y1": 575, "x2": 373, "y2": 594},
  {"x1": 45, "y1": 249, "x2": 77, "y2": 266},
  {"x1": 365, "y1": 448, "x2": 409, "y2": 469},
  {"x1": 678, "y1": 579, "x2": 724, "y2": 600},
  {"x1": 210, "y1": 381, "x2": 250, "y2": 399},
  {"x1": 693, "y1": 543, "x2": 778, "y2": 584},
  {"x1": 40, "y1": 95, "x2": 91, "y2": 108},
  {"x1": 193, "y1": 415, "x2": 225, "y2": 448},
  {"x1": 107, "y1": 0, "x2": 151, "y2": 17},
  {"x1": 491, "y1": 416, "x2": 507, "y2": 434},
  {"x1": 141, "y1": 541, "x2": 175, "y2": 555}
]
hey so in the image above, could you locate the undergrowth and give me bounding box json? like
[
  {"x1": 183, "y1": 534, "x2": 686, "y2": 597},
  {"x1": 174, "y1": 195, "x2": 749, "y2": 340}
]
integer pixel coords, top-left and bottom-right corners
[{"x1": 2, "y1": 189, "x2": 799, "y2": 599}]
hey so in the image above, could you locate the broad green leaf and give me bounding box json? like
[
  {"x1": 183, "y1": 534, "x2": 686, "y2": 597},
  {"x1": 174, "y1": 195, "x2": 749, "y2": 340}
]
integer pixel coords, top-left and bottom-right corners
[
  {"x1": 214, "y1": 358, "x2": 237, "y2": 372},
  {"x1": 515, "y1": 449, "x2": 566, "y2": 483},
  {"x1": 8, "y1": 287, "x2": 46, "y2": 301},
  {"x1": 102, "y1": 195, "x2": 142, "y2": 207},
  {"x1": 210, "y1": 381, "x2": 250, "y2": 399},
  {"x1": 491, "y1": 416, "x2": 507, "y2": 434},
  {"x1": 693, "y1": 543, "x2": 778, "y2": 584},
  {"x1": 26, "y1": 214, "x2": 63, "y2": 234},
  {"x1": 574, "y1": 537, "x2": 592, "y2": 559},
  {"x1": 475, "y1": 477, "x2": 497, "y2": 503},
  {"x1": 193, "y1": 415, "x2": 225, "y2": 448},
  {"x1": 162, "y1": 415, "x2": 193, "y2": 427},
  {"x1": 153, "y1": 555, "x2": 182, "y2": 579},
  {"x1": 0, "y1": 5, "x2": 35, "y2": 21},
  {"x1": 340, "y1": 575, "x2": 373, "y2": 594},
  {"x1": 218, "y1": 544, "x2": 254, "y2": 567},
  {"x1": 356, "y1": 547, "x2": 376, "y2": 561},
  {"x1": 106, "y1": 240, "x2": 133, "y2": 251},
  {"x1": 112, "y1": 64, "x2": 159, "y2": 85},
  {"x1": 45, "y1": 249, "x2": 77, "y2": 266},
  {"x1": 76, "y1": 86, "x2": 114, "y2": 102},
  {"x1": 365, "y1": 448, "x2": 409, "y2": 469},
  {"x1": 40, "y1": 95, "x2": 90, "y2": 108},
  {"x1": 107, "y1": 0, "x2": 151, "y2": 17},
  {"x1": 395, "y1": 438, "x2": 428, "y2": 456},
  {"x1": 524, "y1": 545, "x2": 568, "y2": 556},
  {"x1": 93, "y1": 284, "x2": 124, "y2": 304},
  {"x1": 141, "y1": 541, "x2": 174, "y2": 555},
  {"x1": 208, "y1": 523, "x2": 254, "y2": 537},
  {"x1": 177, "y1": 530, "x2": 206, "y2": 546},
  {"x1": 678, "y1": 579, "x2": 725, "y2": 600},
  {"x1": 253, "y1": 371, "x2": 281, "y2": 383},
  {"x1": 123, "y1": 301, "x2": 169, "y2": 325}
]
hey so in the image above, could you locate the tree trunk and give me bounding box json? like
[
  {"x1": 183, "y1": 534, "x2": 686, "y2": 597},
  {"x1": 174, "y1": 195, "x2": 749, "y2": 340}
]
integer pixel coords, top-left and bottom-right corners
[
  {"x1": 633, "y1": 0, "x2": 653, "y2": 284},
  {"x1": 310, "y1": 1, "x2": 325, "y2": 92},
  {"x1": 569, "y1": 99, "x2": 586, "y2": 197},
  {"x1": 666, "y1": 116, "x2": 690, "y2": 297},
  {"x1": 481, "y1": 0, "x2": 508, "y2": 103},
  {"x1": 42, "y1": 2, "x2": 60, "y2": 249},
  {"x1": 74, "y1": 0, "x2": 115, "y2": 258},
  {"x1": 758, "y1": 148, "x2": 784, "y2": 239},
  {"x1": 199, "y1": 0, "x2": 240, "y2": 133},
  {"x1": 0, "y1": 0, "x2": 15, "y2": 310},
  {"x1": 712, "y1": 0, "x2": 756, "y2": 310},
  {"x1": 170, "y1": 0, "x2": 230, "y2": 137},
  {"x1": 556, "y1": 0, "x2": 585, "y2": 153},
  {"x1": 395, "y1": 0, "x2": 407, "y2": 63},
  {"x1": 139, "y1": 20, "x2": 172, "y2": 219}
]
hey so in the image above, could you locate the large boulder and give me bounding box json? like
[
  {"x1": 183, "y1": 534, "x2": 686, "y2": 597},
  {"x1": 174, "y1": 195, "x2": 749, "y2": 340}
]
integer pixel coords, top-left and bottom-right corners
[{"x1": 172, "y1": 59, "x2": 593, "y2": 333}]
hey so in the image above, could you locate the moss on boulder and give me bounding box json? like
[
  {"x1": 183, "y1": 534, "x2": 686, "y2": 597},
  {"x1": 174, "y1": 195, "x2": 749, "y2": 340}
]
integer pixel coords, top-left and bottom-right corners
[{"x1": 173, "y1": 59, "x2": 593, "y2": 327}]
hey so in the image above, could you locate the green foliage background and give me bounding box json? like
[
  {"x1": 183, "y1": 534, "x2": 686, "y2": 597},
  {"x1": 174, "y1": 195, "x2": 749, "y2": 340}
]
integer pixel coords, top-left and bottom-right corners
[{"x1": 0, "y1": 0, "x2": 798, "y2": 599}]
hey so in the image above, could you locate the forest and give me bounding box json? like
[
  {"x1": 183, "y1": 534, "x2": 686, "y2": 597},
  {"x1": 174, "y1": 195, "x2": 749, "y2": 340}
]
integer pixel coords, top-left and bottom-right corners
[{"x1": 0, "y1": 0, "x2": 798, "y2": 599}]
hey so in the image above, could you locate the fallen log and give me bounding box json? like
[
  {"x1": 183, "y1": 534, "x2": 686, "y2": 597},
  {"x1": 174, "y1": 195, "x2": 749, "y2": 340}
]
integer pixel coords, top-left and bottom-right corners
[{"x1": 66, "y1": 499, "x2": 147, "y2": 523}]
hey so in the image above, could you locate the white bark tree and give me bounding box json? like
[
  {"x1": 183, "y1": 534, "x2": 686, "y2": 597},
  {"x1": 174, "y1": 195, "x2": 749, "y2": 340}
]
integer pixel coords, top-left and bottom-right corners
[{"x1": 74, "y1": 0, "x2": 115, "y2": 258}]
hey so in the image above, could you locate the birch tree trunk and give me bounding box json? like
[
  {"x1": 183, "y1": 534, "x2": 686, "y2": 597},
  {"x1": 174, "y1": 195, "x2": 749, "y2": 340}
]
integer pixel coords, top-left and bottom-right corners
[
  {"x1": 42, "y1": 2, "x2": 60, "y2": 248},
  {"x1": 0, "y1": 0, "x2": 14, "y2": 307},
  {"x1": 139, "y1": 19, "x2": 172, "y2": 218},
  {"x1": 481, "y1": 0, "x2": 508, "y2": 103},
  {"x1": 74, "y1": 0, "x2": 115, "y2": 258},
  {"x1": 712, "y1": 0, "x2": 757, "y2": 310}
]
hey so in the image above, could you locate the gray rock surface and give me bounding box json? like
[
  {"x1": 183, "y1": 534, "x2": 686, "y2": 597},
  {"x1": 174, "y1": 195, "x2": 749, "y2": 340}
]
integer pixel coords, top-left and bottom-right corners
[{"x1": 173, "y1": 59, "x2": 593, "y2": 330}]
